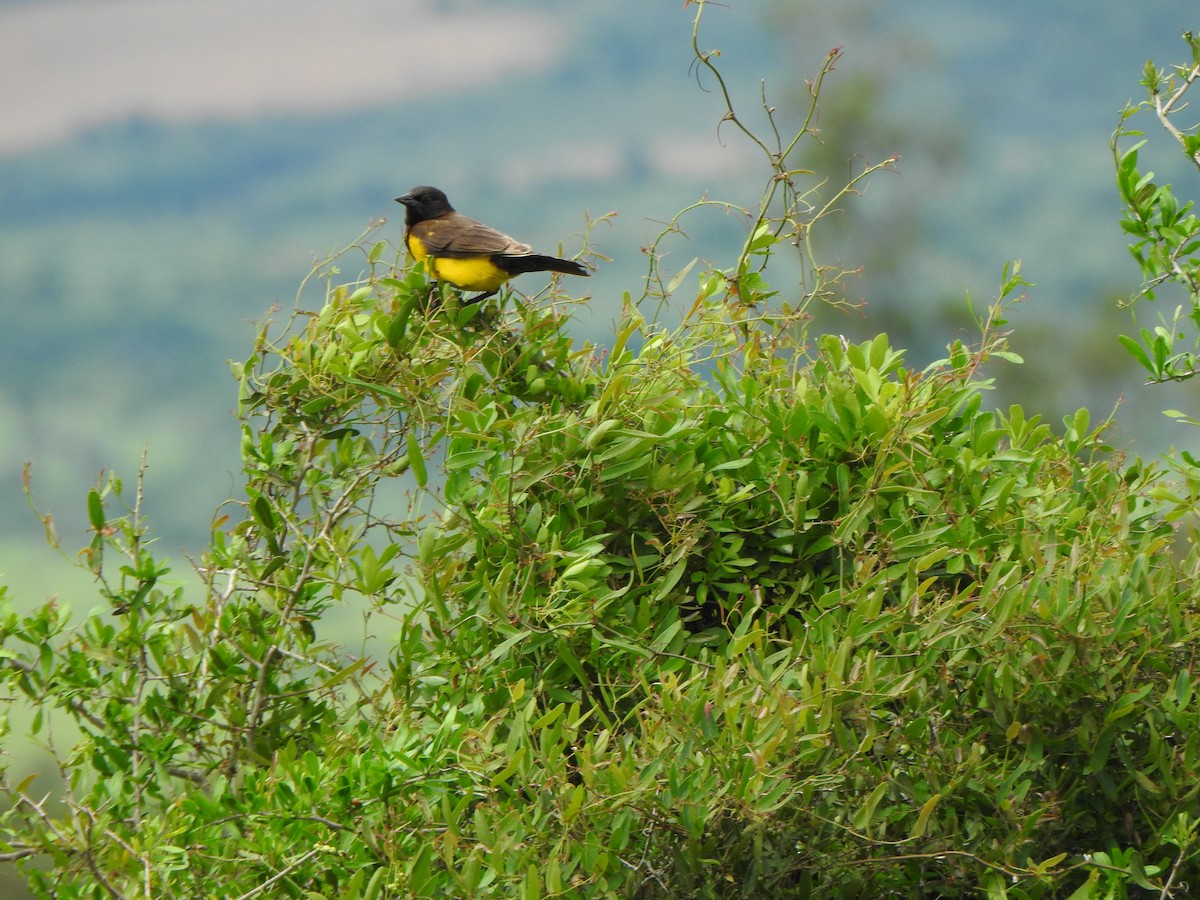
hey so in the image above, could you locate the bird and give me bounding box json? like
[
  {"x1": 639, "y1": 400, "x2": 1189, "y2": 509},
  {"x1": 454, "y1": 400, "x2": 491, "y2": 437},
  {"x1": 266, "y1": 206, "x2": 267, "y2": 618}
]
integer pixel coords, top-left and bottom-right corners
[{"x1": 394, "y1": 185, "x2": 589, "y2": 303}]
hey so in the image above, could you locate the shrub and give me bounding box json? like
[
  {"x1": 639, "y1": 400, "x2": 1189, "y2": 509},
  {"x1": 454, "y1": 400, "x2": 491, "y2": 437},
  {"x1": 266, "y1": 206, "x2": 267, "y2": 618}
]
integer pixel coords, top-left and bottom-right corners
[{"x1": 3, "y1": 240, "x2": 1200, "y2": 897}]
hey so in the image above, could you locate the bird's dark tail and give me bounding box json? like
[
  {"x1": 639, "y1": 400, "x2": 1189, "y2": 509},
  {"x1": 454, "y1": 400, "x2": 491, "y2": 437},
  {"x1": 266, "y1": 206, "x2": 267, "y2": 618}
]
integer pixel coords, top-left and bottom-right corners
[{"x1": 498, "y1": 255, "x2": 589, "y2": 278}]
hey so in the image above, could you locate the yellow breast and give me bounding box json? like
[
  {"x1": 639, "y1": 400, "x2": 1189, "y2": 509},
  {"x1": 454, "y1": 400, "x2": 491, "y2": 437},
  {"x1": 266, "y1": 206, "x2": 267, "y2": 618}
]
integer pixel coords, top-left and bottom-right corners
[
  {"x1": 406, "y1": 233, "x2": 511, "y2": 292},
  {"x1": 428, "y1": 257, "x2": 511, "y2": 293}
]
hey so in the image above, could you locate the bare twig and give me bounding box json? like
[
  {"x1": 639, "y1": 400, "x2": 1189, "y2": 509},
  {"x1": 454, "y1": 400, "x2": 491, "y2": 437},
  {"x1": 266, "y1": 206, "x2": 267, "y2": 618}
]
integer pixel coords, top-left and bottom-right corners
[
  {"x1": 1151, "y1": 58, "x2": 1200, "y2": 169},
  {"x1": 232, "y1": 847, "x2": 324, "y2": 900}
]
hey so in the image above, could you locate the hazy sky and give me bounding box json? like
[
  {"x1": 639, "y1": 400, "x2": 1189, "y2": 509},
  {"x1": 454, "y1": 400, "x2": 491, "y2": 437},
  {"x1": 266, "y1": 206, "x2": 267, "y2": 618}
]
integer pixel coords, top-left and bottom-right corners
[{"x1": 0, "y1": 0, "x2": 568, "y2": 154}]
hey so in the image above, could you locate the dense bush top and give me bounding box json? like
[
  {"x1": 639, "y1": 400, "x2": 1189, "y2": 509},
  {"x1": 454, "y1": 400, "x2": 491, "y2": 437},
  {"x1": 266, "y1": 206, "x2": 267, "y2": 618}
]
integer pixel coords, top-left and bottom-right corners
[{"x1": 2, "y1": 254, "x2": 1199, "y2": 898}]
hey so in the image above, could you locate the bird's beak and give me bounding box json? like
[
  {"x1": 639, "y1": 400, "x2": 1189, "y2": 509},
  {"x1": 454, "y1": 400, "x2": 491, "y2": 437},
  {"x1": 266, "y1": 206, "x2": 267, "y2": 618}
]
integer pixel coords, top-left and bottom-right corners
[{"x1": 394, "y1": 193, "x2": 413, "y2": 206}]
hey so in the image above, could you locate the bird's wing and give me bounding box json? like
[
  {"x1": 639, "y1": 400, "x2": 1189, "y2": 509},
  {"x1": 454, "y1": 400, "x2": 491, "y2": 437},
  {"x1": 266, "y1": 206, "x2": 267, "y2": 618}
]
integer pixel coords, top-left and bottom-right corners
[{"x1": 414, "y1": 212, "x2": 532, "y2": 259}]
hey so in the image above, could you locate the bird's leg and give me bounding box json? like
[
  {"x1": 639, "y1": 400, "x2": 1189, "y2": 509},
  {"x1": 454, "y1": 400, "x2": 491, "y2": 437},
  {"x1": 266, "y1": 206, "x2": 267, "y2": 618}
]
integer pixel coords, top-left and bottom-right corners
[{"x1": 465, "y1": 289, "x2": 499, "y2": 305}]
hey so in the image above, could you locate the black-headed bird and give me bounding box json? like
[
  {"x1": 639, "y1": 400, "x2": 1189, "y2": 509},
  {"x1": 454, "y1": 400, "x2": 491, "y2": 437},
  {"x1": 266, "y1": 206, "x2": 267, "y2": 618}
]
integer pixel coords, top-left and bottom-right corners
[{"x1": 395, "y1": 185, "x2": 589, "y2": 302}]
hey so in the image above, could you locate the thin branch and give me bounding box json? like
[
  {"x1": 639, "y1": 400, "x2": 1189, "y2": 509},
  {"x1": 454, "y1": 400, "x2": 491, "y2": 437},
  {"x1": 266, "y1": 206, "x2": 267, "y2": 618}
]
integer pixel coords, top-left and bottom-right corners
[
  {"x1": 232, "y1": 847, "x2": 323, "y2": 900},
  {"x1": 0, "y1": 845, "x2": 39, "y2": 863},
  {"x1": 1160, "y1": 842, "x2": 1189, "y2": 899},
  {"x1": 1153, "y1": 61, "x2": 1200, "y2": 169}
]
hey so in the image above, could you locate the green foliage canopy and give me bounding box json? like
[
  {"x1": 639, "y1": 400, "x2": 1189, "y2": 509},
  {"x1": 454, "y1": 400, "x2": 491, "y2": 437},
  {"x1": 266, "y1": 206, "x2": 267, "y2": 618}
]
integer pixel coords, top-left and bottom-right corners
[{"x1": 2, "y1": 235, "x2": 1200, "y2": 896}]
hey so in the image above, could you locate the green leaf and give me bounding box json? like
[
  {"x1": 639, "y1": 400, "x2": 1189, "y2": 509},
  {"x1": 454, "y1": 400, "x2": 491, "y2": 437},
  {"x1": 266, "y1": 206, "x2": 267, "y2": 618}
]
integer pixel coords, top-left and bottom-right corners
[
  {"x1": 406, "y1": 431, "x2": 427, "y2": 487},
  {"x1": 852, "y1": 781, "x2": 889, "y2": 834},
  {"x1": 1118, "y1": 334, "x2": 1154, "y2": 372},
  {"x1": 522, "y1": 863, "x2": 541, "y2": 900},
  {"x1": 1063, "y1": 871, "x2": 1101, "y2": 900},
  {"x1": 666, "y1": 257, "x2": 699, "y2": 296},
  {"x1": 910, "y1": 792, "x2": 942, "y2": 838},
  {"x1": 483, "y1": 630, "x2": 532, "y2": 666},
  {"x1": 87, "y1": 489, "x2": 105, "y2": 532},
  {"x1": 321, "y1": 657, "x2": 368, "y2": 688},
  {"x1": 387, "y1": 305, "x2": 411, "y2": 346},
  {"x1": 1031, "y1": 852, "x2": 1068, "y2": 875},
  {"x1": 360, "y1": 867, "x2": 386, "y2": 900},
  {"x1": 252, "y1": 494, "x2": 274, "y2": 530}
]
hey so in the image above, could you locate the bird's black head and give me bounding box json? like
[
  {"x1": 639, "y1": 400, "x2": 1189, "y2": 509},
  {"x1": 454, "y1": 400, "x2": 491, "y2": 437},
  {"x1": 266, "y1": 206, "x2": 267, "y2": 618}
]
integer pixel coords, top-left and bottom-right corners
[{"x1": 395, "y1": 185, "x2": 454, "y2": 224}]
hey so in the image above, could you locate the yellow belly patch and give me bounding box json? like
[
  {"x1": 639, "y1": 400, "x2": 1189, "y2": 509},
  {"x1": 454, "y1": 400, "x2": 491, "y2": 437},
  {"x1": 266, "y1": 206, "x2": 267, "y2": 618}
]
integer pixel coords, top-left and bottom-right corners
[
  {"x1": 407, "y1": 233, "x2": 510, "y2": 292},
  {"x1": 428, "y1": 256, "x2": 510, "y2": 293}
]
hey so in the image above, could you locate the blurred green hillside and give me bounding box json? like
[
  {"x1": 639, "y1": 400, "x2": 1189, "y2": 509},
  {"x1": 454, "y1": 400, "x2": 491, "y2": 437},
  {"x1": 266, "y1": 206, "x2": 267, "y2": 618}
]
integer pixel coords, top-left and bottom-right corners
[{"x1": 0, "y1": 0, "x2": 1197, "y2": 609}]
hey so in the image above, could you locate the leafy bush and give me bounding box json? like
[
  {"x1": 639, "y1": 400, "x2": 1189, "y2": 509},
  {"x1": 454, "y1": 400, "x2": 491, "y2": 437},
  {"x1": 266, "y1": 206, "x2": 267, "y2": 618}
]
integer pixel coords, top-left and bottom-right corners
[
  {"x1": 1113, "y1": 30, "x2": 1200, "y2": 385},
  {"x1": 4, "y1": 15, "x2": 1200, "y2": 900},
  {"x1": 3, "y1": 233, "x2": 1200, "y2": 898}
]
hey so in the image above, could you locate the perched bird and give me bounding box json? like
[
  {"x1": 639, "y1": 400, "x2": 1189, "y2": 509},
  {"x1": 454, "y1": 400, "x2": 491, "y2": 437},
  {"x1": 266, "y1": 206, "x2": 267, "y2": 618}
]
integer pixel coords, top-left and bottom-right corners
[{"x1": 395, "y1": 185, "x2": 589, "y2": 302}]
